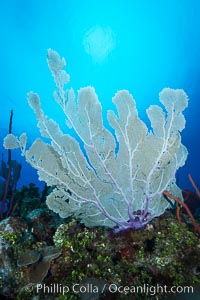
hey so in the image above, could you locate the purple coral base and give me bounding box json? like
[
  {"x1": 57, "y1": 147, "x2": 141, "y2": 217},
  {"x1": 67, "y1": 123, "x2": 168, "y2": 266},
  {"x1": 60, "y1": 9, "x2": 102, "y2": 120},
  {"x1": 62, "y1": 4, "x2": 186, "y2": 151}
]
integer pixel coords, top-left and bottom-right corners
[
  {"x1": 107, "y1": 196, "x2": 156, "y2": 233},
  {"x1": 113, "y1": 214, "x2": 155, "y2": 233}
]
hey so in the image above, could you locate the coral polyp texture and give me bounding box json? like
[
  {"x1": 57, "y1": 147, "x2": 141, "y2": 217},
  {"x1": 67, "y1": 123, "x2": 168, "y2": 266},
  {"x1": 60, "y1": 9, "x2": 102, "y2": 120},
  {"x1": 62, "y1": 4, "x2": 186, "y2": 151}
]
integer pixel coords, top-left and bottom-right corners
[{"x1": 4, "y1": 49, "x2": 188, "y2": 232}]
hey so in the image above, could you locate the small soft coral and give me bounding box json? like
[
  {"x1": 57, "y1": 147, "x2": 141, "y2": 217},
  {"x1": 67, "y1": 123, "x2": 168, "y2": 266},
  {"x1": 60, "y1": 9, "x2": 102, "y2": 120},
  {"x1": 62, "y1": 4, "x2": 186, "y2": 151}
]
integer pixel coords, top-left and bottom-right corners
[
  {"x1": 182, "y1": 174, "x2": 200, "y2": 215},
  {"x1": 163, "y1": 184, "x2": 200, "y2": 235}
]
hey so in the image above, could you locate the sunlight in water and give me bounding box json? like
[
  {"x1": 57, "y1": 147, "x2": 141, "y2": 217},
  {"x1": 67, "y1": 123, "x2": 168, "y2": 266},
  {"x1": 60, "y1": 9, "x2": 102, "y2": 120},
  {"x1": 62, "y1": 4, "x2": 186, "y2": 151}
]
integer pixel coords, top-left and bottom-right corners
[{"x1": 83, "y1": 25, "x2": 116, "y2": 63}]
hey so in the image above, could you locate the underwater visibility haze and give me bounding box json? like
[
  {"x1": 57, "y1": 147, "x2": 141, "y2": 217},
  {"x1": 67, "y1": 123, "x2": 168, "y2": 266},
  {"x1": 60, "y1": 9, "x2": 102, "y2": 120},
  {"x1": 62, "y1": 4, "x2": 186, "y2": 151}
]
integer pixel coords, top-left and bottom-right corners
[
  {"x1": 0, "y1": 0, "x2": 200, "y2": 198},
  {"x1": 2, "y1": 1, "x2": 200, "y2": 299}
]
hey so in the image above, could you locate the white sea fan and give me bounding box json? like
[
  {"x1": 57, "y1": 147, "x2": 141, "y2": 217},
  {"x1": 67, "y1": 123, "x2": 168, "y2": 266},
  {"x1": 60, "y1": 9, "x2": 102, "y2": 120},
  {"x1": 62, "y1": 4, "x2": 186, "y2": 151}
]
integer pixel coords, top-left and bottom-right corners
[{"x1": 4, "y1": 50, "x2": 188, "y2": 232}]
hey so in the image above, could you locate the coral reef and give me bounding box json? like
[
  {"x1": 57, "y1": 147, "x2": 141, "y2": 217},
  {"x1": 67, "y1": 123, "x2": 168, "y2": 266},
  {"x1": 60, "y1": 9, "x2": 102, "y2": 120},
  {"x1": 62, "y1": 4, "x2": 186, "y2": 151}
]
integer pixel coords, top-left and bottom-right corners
[{"x1": 1, "y1": 212, "x2": 200, "y2": 299}]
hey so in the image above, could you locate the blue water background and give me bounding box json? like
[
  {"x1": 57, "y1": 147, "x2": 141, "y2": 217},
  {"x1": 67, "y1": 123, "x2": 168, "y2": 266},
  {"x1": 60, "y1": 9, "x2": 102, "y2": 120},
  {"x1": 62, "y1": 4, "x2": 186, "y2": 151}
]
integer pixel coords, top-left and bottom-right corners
[{"x1": 0, "y1": 0, "x2": 199, "y2": 191}]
